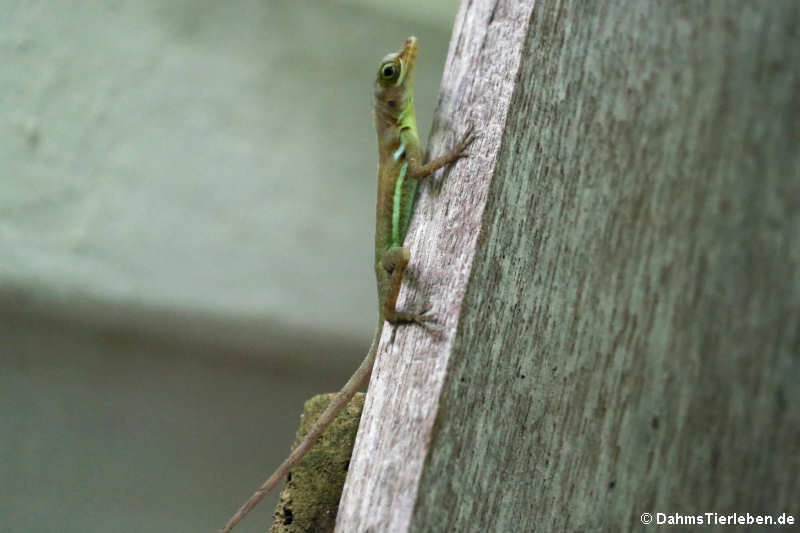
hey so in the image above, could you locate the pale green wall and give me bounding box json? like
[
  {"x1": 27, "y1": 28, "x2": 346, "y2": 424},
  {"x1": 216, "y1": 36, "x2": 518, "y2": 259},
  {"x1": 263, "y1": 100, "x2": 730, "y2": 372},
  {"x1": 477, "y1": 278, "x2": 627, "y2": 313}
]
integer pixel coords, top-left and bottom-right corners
[
  {"x1": 0, "y1": 2, "x2": 461, "y2": 531},
  {"x1": 2, "y1": 0, "x2": 459, "y2": 341}
]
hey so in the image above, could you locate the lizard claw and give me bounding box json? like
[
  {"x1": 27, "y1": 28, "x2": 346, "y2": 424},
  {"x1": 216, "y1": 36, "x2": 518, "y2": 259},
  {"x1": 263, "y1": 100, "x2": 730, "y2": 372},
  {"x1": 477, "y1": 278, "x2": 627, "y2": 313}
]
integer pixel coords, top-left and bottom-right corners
[
  {"x1": 411, "y1": 307, "x2": 444, "y2": 335},
  {"x1": 457, "y1": 124, "x2": 478, "y2": 153},
  {"x1": 388, "y1": 306, "x2": 441, "y2": 333}
]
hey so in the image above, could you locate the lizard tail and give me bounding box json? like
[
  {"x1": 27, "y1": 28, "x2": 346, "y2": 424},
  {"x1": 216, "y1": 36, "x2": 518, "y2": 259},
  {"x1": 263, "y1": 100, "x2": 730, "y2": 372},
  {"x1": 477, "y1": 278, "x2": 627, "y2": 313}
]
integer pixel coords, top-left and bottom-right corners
[{"x1": 220, "y1": 319, "x2": 384, "y2": 533}]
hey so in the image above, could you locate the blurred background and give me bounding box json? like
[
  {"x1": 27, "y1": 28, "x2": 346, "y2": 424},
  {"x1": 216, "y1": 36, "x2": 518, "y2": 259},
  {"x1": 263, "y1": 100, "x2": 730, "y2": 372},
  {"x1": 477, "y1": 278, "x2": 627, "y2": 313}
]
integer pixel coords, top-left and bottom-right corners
[{"x1": 1, "y1": 1, "x2": 461, "y2": 531}]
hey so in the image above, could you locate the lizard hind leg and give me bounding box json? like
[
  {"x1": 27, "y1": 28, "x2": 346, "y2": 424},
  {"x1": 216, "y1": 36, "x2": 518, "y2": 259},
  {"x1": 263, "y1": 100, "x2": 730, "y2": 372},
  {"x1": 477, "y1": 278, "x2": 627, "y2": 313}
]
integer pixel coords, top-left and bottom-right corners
[{"x1": 378, "y1": 246, "x2": 435, "y2": 327}]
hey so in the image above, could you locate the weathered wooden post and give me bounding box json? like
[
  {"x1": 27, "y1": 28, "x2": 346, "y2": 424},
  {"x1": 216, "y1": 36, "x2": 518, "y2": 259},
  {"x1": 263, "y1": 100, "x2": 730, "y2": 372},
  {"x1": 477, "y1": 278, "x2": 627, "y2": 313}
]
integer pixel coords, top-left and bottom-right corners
[{"x1": 337, "y1": 1, "x2": 800, "y2": 531}]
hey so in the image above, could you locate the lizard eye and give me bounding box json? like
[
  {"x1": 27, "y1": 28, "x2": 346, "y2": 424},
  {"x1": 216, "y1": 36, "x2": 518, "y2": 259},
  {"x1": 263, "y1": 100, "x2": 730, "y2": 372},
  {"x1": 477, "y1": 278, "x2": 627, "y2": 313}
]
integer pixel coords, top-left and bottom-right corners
[{"x1": 378, "y1": 61, "x2": 401, "y2": 85}]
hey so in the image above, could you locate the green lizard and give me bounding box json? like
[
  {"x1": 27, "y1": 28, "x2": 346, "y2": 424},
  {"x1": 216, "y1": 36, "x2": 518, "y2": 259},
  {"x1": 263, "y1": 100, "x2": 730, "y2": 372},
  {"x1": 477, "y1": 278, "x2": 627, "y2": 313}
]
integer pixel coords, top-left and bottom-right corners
[{"x1": 221, "y1": 36, "x2": 474, "y2": 532}]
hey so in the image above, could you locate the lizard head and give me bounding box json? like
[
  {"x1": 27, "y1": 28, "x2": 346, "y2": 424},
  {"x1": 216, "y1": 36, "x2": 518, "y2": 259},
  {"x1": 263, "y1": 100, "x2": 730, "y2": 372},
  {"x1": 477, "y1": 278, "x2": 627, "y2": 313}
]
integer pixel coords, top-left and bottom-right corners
[{"x1": 374, "y1": 36, "x2": 418, "y2": 129}]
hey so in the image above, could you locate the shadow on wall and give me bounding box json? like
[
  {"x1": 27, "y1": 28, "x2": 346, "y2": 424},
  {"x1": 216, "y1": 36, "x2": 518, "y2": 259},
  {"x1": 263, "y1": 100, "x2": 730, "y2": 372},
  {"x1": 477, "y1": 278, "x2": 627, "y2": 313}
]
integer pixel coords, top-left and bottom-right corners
[{"x1": 0, "y1": 284, "x2": 363, "y2": 533}]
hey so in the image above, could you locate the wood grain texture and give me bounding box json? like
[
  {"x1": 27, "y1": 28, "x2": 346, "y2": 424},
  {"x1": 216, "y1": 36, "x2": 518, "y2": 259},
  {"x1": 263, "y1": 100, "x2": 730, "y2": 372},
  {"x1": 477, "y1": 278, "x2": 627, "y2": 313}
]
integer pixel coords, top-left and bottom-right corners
[
  {"x1": 339, "y1": 0, "x2": 800, "y2": 531},
  {"x1": 336, "y1": 1, "x2": 536, "y2": 530}
]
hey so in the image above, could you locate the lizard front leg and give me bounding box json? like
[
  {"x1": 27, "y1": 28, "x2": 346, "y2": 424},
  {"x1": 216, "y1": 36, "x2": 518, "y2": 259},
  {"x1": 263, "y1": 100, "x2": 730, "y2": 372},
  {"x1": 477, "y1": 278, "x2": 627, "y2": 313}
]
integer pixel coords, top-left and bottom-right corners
[{"x1": 407, "y1": 127, "x2": 475, "y2": 179}]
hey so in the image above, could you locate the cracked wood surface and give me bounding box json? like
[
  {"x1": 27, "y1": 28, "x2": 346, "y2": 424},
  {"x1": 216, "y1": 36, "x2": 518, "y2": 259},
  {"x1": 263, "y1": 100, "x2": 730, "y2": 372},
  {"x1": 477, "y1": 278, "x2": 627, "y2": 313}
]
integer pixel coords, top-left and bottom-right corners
[{"x1": 336, "y1": 1, "x2": 800, "y2": 531}]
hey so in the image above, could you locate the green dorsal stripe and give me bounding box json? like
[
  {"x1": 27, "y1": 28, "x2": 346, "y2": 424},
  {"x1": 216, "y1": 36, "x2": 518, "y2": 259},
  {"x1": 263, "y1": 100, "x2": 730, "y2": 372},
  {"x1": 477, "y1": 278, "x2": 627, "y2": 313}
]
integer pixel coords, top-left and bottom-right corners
[
  {"x1": 393, "y1": 142, "x2": 406, "y2": 161},
  {"x1": 391, "y1": 161, "x2": 408, "y2": 247}
]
